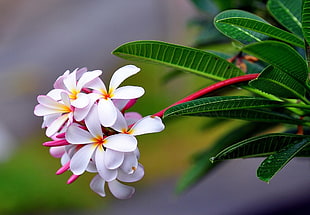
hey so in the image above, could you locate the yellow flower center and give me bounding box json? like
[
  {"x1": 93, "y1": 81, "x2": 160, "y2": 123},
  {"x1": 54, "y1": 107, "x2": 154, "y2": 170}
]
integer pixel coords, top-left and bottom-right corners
[{"x1": 69, "y1": 89, "x2": 79, "y2": 100}]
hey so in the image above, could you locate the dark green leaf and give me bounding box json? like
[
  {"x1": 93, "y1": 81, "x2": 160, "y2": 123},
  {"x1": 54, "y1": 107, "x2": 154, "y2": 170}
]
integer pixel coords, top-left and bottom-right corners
[
  {"x1": 249, "y1": 66, "x2": 306, "y2": 100},
  {"x1": 164, "y1": 96, "x2": 305, "y2": 125},
  {"x1": 176, "y1": 121, "x2": 276, "y2": 193},
  {"x1": 112, "y1": 40, "x2": 244, "y2": 81},
  {"x1": 267, "y1": 0, "x2": 303, "y2": 38},
  {"x1": 214, "y1": 9, "x2": 269, "y2": 44},
  {"x1": 302, "y1": 0, "x2": 310, "y2": 45},
  {"x1": 211, "y1": 133, "x2": 310, "y2": 161},
  {"x1": 216, "y1": 17, "x2": 304, "y2": 47},
  {"x1": 242, "y1": 41, "x2": 308, "y2": 83},
  {"x1": 257, "y1": 137, "x2": 310, "y2": 182},
  {"x1": 298, "y1": 145, "x2": 310, "y2": 156}
]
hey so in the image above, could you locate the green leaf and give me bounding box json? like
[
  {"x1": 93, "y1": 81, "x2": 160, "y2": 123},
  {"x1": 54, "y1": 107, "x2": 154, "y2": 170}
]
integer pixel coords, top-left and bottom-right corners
[
  {"x1": 176, "y1": 121, "x2": 276, "y2": 193},
  {"x1": 214, "y1": 9, "x2": 269, "y2": 44},
  {"x1": 267, "y1": 0, "x2": 303, "y2": 38},
  {"x1": 302, "y1": 0, "x2": 310, "y2": 45},
  {"x1": 242, "y1": 41, "x2": 308, "y2": 83},
  {"x1": 249, "y1": 66, "x2": 306, "y2": 100},
  {"x1": 112, "y1": 40, "x2": 244, "y2": 81},
  {"x1": 298, "y1": 145, "x2": 310, "y2": 156},
  {"x1": 257, "y1": 137, "x2": 310, "y2": 182},
  {"x1": 164, "y1": 96, "x2": 306, "y2": 125},
  {"x1": 216, "y1": 17, "x2": 304, "y2": 47},
  {"x1": 211, "y1": 133, "x2": 310, "y2": 161}
]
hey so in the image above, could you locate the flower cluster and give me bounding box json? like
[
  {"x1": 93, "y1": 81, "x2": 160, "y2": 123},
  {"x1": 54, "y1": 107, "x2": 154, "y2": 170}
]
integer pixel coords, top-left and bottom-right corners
[{"x1": 34, "y1": 65, "x2": 165, "y2": 199}]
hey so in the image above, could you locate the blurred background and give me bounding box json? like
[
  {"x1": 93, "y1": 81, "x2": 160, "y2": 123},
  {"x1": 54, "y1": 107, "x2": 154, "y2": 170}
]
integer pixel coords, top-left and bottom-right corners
[{"x1": 0, "y1": 0, "x2": 309, "y2": 214}]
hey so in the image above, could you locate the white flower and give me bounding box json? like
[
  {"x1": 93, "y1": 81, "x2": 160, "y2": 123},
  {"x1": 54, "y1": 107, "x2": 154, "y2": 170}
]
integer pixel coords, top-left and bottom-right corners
[
  {"x1": 90, "y1": 164, "x2": 144, "y2": 199},
  {"x1": 34, "y1": 92, "x2": 74, "y2": 137},
  {"x1": 112, "y1": 109, "x2": 165, "y2": 136},
  {"x1": 88, "y1": 65, "x2": 145, "y2": 127},
  {"x1": 90, "y1": 175, "x2": 135, "y2": 199},
  {"x1": 47, "y1": 68, "x2": 102, "y2": 121},
  {"x1": 48, "y1": 68, "x2": 102, "y2": 107},
  {"x1": 65, "y1": 105, "x2": 137, "y2": 181},
  {"x1": 34, "y1": 65, "x2": 166, "y2": 199}
]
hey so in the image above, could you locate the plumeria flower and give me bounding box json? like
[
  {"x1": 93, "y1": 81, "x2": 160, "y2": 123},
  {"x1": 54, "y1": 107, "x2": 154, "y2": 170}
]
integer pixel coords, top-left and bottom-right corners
[
  {"x1": 47, "y1": 68, "x2": 102, "y2": 121},
  {"x1": 34, "y1": 92, "x2": 74, "y2": 137},
  {"x1": 34, "y1": 65, "x2": 166, "y2": 199},
  {"x1": 90, "y1": 176, "x2": 135, "y2": 199},
  {"x1": 48, "y1": 68, "x2": 102, "y2": 107},
  {"x1": 88, "y1": 65, "x2": 145, "y2": 127},
  {"x1": 90, "y1": 164, "x2": 144, "y2": 199},
  {"x1": 112, "y1": 109, "x2": 165, "y2": 137},
  {"x1": 65, "y1": 105, "x2": 137, "y2": 181}
]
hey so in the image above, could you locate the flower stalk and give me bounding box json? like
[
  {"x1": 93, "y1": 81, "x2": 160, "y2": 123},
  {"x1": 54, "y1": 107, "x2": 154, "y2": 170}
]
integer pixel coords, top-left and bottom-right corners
[{"x1": 153, "y1": 73, "x2": 259, "y2": 118}]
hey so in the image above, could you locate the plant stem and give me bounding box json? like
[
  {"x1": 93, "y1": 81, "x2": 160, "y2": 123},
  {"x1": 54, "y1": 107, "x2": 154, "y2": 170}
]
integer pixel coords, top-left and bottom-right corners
[{"x1": 153, "y1": 73, "x2": 259, "y2": 117}]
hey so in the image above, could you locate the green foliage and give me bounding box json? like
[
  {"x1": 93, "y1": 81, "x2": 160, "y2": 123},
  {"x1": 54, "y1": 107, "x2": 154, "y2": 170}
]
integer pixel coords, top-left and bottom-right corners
[
  {"x1": 243, "y1": 41, "x2": 308, "y2": 82},
  {"x1": 113, "y1": 0, "x2": 310, "y2": 192},
  {"x1": 211, "y1": 133, "x2": 310, "y2": 161},
  {"x1": 214, "y1": 10, "x2": 269, "y2": 44},
  {"x1": 257, "y1": 138, "x2": 310, "y2": 182},
  {"x1": 267, "y1": 0, "x2": 303, "y2": 38},
  {"x1": 164, "y1": 96, "x2": 307, "y2": 125},
  {"x1": 113, "y1": 40, "x2": 244, "y2": 81},
  {"x1": 215, "y1": 15, "x2": 304, "y2": 47},
  {"x1": 176, "y1": 121, "x2": 277, "y2": 192},
  {"x1": 302, "y1": 0, "x2": 310, "y2": 45},
  {"x1": 249, "y1": 66, "x2": 307, "y2": 101}
]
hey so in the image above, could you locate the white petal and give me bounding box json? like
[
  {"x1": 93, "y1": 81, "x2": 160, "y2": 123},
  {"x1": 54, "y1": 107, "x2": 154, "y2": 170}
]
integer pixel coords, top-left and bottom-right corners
[
  {"x1": 109, "y1": 65, "x2": 140, "y2": 90},
  {"x1": 130, "y1": 116, "x2": 165, "y2": 136},
  {"x1": 70, "y1": 144, "x2": 97, "y2": 175},
  {"x1": 108, "y1": 180, "x2": 135, "y2": 199},
  {"x1": 37, "y1": 95, "x2": 68, "y2": 110},
  {"x1": 85, "y1": 105, "x2": 103, "y2": 137},
  {"x1": 63, "y1": 69, "x2": 77, "y2": 92},
  {"x1": 74, "y1": 104, "x2": 92, "y2": 122},
  {"x1": 76, "y1": 67, "x2": 88, "y2": 79},
  {"x1": 73, "y1": 93, "x2": 98, "y2": 121},
  {"x1": 118, "y1": 163, "x2": 144, "y2": 182},
  {"x1": 60, "y1": 92, "x2": 71, "y2": 107},
  {"x1": 46, "y1": 114, "x2": 69, "y2": 137},
  {"x1": 134, "y1": 147, "x2": 140, "y2": 159},
  {"x1": 34, "y1": 104, "x2": 63, "y2": 116},
  {"x1": 90, "y1": 174, "x2": 106, "y2": 197},
  {"x1": 110, "y1": 109, "x2": 127, "y2": 132},
  {"x1": 71, "y1": 93, "x2": 89, "y2": 108},
  {"x1": 112, "y1": 99, "x2": 129, "y2": 110},
  {"x1": 98, "y1": 99, "x2": 117, "y2": 127},
  {"x1": 104, "y1": 134, "x2": 137, "y2": 152},
  {"x1": 86, "y1": 160, "x2": 97, "y2": 173},
  {"x1": 60, "y1": 152, "x2": 71, "y2": 166},
  {"x1": 46, "y1": 89, "x2": 65, "y2": 100},
  {"x1": 124, "y1": 112, "x2": 143, "y2": 125},
  {"x1": 120, "y1": 152, "x2": 138, "y2": 174},
  {"x1": 105, "y1": 148, "x2": 124, "y2": 169},
  {"x1": 42, "y1": 114, "x2": 61, "y2": 128},
  {"x1": 65, "y1": 145, "x2": 79, "y2": 158},
  {"x1": 49, "y1": 146, "x2": 65, "y2": 158},
  {"x1": 53, "y1": 70, "x2": 70, "y2": 89},
  {"x1": 113, "y1": 86, "x2": 145, "y2": 99},
  {"x1": 87, "y1": 77, "x2": 107, "y2": 92},
  {"x1": 95, "y1": 146, "x2": 117, "y2": 181},
  {"x1": 65, "y1": 124, "x2": 94, "y2": 144},
  {"x1": 77, "y1": 70, "x2": 102, "y2": 90}
]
